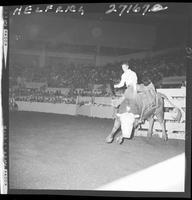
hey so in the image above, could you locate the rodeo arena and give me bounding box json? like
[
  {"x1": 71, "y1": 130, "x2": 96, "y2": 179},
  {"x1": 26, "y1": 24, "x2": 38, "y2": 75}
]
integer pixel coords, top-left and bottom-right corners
[{"x1": 8, "y1": 3, "x2": 188, "y2": 194}]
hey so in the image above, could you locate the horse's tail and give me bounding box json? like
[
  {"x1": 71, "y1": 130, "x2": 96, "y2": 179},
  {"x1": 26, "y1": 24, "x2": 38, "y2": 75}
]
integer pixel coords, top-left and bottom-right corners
[{"x1": 158, "y1": 92, "x2": 182, "y2": 122}]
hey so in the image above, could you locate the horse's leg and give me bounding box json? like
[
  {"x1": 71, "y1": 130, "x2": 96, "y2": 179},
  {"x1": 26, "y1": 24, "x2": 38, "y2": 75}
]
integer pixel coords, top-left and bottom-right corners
[
  {"x1": 147, "y1": 117, "x2": 155, "y2": 139},
  {"x1": 159, "y1": 120, "x2": 168, "y2": 141},
  {"x1": 156, "y1": 110, "x2": 168, "y2": 141},
  {"x1": 131, "y1": 119, "x2": 141, "y2": 138},
  {"x1": 116, "y1": 114, "x2": 140, "y2": 144},
  {"x1": 133, "y1": 125, "x2": 140, "y2": 137},
  {"x1": 116, "y1": 113, "x2": 136, "y2": 144},
  {"x1": 116, "y1": 134, "x2": 124, "y2": 144},
  {"x1": 116, "y1": 125, "x2": 136, "y2": 144},
  {"x1": 105, "y1": 117, "x2": 121, "y2": 143}
]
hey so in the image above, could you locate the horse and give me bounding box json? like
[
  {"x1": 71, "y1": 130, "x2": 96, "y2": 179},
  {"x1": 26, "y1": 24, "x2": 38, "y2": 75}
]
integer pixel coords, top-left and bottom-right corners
[{"x1": 105, "y1": 84, "x2": 182, "y2": 144}]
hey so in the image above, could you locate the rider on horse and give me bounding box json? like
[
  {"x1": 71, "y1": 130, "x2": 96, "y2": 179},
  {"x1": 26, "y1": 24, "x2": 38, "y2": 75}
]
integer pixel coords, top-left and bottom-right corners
[
  {"x1": 114, "y1": 62, "x2": 138, "y2": 104},
  {"x1": 112, "y1": 62, "x2": 159, "y2": 125}
]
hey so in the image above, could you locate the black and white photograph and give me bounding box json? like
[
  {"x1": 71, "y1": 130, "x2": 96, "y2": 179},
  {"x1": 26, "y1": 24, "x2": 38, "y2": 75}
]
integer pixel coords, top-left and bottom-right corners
[{"x1": 0, "y1": 2, "x2": 191, "y2": 197}]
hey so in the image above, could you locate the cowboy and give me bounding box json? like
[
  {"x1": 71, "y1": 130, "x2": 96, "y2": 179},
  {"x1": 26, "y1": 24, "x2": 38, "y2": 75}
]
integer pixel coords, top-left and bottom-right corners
[{"x1": 113, "y1": 62, "x2": 138, "y2": 106}]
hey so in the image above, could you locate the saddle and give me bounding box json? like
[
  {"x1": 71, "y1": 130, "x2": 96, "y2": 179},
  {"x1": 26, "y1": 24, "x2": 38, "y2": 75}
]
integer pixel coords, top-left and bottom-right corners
[{"x1": 136, "y1": 83, "x2": 158, "y2": 120}]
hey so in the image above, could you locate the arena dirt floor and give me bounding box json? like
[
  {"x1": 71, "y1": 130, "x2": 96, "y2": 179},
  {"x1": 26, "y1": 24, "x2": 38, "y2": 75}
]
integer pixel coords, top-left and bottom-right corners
[{"x1": 9, "y1": 111, "x2": 185, "y2": 191}]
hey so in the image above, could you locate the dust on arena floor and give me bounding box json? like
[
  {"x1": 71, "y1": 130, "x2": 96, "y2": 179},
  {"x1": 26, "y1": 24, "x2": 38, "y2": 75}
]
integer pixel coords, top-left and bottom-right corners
[{"x1": 9, "y1": 111, "x2": 185, "y2": 191}]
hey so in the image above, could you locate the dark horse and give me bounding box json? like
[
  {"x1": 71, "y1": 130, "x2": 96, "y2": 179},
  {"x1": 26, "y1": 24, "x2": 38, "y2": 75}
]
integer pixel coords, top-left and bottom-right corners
[{"x1": 105, "y1": 84, "x2": 182, "y2": 144}]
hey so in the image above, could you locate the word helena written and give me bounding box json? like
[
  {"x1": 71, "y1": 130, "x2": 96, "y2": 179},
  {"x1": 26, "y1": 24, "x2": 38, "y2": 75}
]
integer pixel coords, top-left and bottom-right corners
[
  {"x1": 106, "y1": 3, "x2": 168, "y2": 16},
  {"x1": 12, "y1": 5, "x2": 85, "y2": 15}
]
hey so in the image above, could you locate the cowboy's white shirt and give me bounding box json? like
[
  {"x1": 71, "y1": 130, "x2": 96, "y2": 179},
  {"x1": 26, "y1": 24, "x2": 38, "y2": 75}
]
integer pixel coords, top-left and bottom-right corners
[{"x1": 115, "y1": 69, "x2": 138, "y2": 88}]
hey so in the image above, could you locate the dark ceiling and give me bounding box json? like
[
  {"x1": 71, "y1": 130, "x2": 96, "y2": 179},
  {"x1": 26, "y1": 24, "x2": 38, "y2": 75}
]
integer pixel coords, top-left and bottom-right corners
[{"x1": 8, "y1": 3, "x2": 191, "y2": 54}]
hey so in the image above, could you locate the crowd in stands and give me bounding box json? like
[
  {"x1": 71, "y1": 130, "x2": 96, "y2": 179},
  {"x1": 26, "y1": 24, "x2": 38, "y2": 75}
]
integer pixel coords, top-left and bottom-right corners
[
  {"x1": 9, "y1": 88, "x2": 77, "y2": 104},
  {"x1": 9, "y1": 97, "x2": 18, "y2": 111},
  {"x1": 9, "y1": 49, "x2": 185, "y2": 89},
  {"x1": 9, "y1": 86, "x2": 112, "y2": 106},
  {"x1": 9, "y1": 49, "x2": 186, "y2": 106}
]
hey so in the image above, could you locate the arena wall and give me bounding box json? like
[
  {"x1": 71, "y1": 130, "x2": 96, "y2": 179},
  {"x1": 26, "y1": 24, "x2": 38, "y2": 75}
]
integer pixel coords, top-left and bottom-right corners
[{"x1": 16, "y1": 102, "x2": 77, "y2": 115}]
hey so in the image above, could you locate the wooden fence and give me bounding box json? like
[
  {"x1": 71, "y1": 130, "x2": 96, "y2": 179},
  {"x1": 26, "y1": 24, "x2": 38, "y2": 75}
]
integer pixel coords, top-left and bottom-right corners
[{"x1": 137, "y1": 88, "x2": 186, "y2": 139}]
